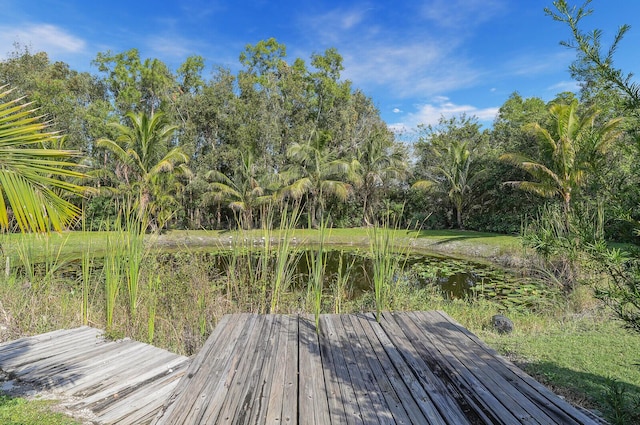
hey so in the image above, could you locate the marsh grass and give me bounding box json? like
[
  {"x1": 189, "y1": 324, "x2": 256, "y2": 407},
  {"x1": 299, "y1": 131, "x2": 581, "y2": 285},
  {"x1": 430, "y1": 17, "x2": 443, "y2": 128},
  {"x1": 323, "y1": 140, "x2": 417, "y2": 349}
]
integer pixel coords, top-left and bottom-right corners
[
  {"x1": 368, "y1": 216, "x2": 407, "y2": 321},
  {"x1": 80, "y1": 241, "x2": 94, "y2": 326},
  {"x1": 124, "y1": 212, "x2": 148, "y2": 318},
  {"x1": 307, "y1": 218, "x2": 329, "y2": 329},
  {"x1": 333, "y1": 250, "x2": 356, "y2": 313},
  {"x1": 14, "y1": 233, "x2": 71, "y2": 290},
  {"x1": 103, "y1": 224, "x2": 122, "y2": 332},
  {"x1": 269, "y1": 205, "x2": 301, "y2": 313}
]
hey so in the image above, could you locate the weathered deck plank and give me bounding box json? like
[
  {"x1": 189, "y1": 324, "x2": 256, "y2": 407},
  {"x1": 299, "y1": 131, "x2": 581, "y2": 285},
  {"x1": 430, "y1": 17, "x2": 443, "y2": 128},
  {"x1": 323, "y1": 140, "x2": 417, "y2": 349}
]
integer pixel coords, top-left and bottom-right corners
[
  {"x1": 299, "y1": 315, "x2": 331, "y2": 425},
  {"x1": 425, "y1": 311, "x2": 606, "y2": 425},
  {"x1": 1, "y1": 312, "x2": 605, "y2": 425},
  {"x1": 0, "y1": 327, "x2": 189, "y2": 425}
]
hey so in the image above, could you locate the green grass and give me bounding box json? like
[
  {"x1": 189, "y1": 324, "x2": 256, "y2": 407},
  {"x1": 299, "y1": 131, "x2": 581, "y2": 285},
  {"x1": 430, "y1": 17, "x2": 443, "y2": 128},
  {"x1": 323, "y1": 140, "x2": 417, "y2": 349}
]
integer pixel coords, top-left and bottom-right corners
[
  {"x1": 0, "y1": 395, "x2": 80, "y2": 425},
  {"x1": 479, "y1": 315, "x2": 640, "y2": 423}
]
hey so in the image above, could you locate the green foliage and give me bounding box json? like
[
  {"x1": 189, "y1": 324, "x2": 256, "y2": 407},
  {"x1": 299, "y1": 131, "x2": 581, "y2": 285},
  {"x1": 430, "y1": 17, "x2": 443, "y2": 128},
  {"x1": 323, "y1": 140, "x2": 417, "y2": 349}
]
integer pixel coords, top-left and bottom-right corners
[
  {"x1": 413, "y1": 114, "x2": 487, "y2": 229},
  {"x1": 282, "y1": 135, "x2": 358, "y2": 228},
  {"x1": 484, "y1": 318, "x2": 640, "y2": 425},
  {"x1": 368, "y1": 217, "x2": 405, "y2": 321},
  {"x1": 204, "y1": 152, "x2": 275, "y2": 229},
  {"x1": 546, "y1": 0, "x2": 640, "y2": 109},
  {"x1": 588, "y1": 242, "x2": 640, "y2": 334},
  {"x1": 0, "y1": 85, "x2": 86, "y2": 232},
  {"x1": 98, "y1": 110, "x2": 190, "y2": 228},
  {"x1": 501, "y1": 99, "x2": 623, "y2": 226}
]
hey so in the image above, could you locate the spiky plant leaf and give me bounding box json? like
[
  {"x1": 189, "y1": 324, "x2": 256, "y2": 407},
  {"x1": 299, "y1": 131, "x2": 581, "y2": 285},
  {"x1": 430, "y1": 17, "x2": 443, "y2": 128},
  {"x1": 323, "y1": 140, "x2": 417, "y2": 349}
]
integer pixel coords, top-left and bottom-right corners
[{"x1": 0, "y1": 85, "x2": 85, "y2": 232}]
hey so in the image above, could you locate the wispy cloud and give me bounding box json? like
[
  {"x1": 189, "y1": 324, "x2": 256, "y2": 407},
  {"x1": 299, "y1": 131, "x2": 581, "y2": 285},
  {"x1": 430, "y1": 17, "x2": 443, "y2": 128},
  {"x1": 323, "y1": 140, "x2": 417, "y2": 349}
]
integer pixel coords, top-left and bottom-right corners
[
  {"x1": 0, "y1": 23, "x2": 86, "y2": 57},
  {"x1": 389, "y1": 96, "x2": 499, "y2": 133},
  {"x1": 420, "y1": 0, "x2": 506, "y2": 29},
  {"x1": 547, "y1": 80, "x2": 580, "y2": 94},
  {"x1": 146, "y1": 35, "x2": 200, "y2": 59},
  {"x1": 298, "y1": 3, "x2": 486, "y2": 100},
  {"x1": 342, "y1": 40, "x2": 479, "y2": 98},
  {"x1": 298, "y1": 6, "x2": 371, "y2": 44},
  {"x1": 504, "y1": 51, "x2": 574, "y2": 77}
]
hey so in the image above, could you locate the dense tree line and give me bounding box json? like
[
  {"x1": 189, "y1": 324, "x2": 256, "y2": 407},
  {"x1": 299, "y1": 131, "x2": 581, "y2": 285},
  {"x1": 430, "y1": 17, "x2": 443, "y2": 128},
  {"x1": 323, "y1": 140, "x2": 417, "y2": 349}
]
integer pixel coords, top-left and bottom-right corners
[{"x1": 1, "y1": 15, "x2": 639, "y2": 243}]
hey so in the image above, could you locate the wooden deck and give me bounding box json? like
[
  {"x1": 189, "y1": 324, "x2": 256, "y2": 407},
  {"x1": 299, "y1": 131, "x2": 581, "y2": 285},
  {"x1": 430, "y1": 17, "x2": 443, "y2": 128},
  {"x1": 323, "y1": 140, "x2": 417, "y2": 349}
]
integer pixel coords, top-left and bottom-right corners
[
  {"x1": 0, "y1": 313, "x2": 605, "y2": 424},
  {"x1": 153, "y1": 312, "x2": 605, "y2": 425},
  {"x1": 0, "y1": 326, "x2": 190, "y2": 424}
]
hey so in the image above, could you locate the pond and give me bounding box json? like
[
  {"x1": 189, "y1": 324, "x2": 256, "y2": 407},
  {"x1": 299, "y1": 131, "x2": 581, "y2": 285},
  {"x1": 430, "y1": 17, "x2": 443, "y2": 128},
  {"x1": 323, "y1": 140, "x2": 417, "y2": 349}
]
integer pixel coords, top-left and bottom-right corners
[
  {"x1": 19, "y1": 244, "x2": 550, "y2": 310},
  {"x1": 157, "y1": 247, "x2": 550, "y2": 309}
]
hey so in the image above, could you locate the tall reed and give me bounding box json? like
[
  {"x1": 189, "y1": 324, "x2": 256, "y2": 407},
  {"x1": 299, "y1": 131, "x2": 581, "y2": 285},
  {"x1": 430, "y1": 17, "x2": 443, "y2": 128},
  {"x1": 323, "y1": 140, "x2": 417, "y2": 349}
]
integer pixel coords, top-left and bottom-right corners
[
  {"x1": 103, "y1": 218, "x2": 123, "y2": 332},
  {"x1": 15, "y1": 233, "x2": 70, "y2": 290},
  {"x1": 307, "y1": 217, "x2": 329, "y2": 329},
  {"x1": 333, "y1": 250, "x2": 356, "y2": 314},
  {"x1": 147, "y1": 274, "x2": 160, "y2": 343},
  {"x1": 368, "y1": 218, "x2": 403, "y2": 321},
  {"x1": 80, "y1": 239, "x2": 94, "y2": 326},
  {"x1": 269, "y1": 204, "x2": 301, "y2": 313},
  {"x1": 124, "y1": 211, "x2": 148, "y2": 318}
]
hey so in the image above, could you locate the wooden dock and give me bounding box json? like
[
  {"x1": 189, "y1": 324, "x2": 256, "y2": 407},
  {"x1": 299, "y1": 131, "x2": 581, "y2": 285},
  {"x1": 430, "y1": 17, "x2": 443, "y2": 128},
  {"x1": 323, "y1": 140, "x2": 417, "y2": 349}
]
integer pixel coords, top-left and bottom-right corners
[
  {"x1": 153, "y1": 312, "x2": 605, "y2": 425},
  {"x1": 0, "y1": 313, "x2": 605, "y2": 424},
  {"x1": 0, "y1": 326, "x2": 190, "y2": 424}
]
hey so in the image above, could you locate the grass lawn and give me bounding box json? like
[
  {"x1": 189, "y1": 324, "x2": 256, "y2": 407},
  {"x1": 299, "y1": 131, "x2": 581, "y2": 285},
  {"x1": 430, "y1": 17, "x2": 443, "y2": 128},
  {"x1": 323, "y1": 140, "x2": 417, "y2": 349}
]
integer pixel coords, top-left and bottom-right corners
[
  {"x1": 0, "y1": 227, "x2": 524, "y2": 265},
  {"x1": 479, "y1": 315, "x2": 640, "y2": 423}
]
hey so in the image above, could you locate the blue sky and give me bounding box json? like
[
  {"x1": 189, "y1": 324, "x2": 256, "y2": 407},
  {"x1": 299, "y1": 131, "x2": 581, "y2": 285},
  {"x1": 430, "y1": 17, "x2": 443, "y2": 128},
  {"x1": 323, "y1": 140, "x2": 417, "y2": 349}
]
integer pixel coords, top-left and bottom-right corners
[{"x1": 1, "y1": 0, "x2": 639, "y2": 132}]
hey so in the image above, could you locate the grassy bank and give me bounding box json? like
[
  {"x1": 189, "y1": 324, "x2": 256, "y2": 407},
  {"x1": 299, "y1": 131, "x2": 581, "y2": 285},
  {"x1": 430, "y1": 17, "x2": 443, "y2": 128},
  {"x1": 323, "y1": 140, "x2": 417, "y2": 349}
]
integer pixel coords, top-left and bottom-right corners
[
  {"x1": 0, "y1": 228, "x2": 638, "y2": 424},
  {"x1": 0, "y1": 227, "x2": 524, "y2": 267}
]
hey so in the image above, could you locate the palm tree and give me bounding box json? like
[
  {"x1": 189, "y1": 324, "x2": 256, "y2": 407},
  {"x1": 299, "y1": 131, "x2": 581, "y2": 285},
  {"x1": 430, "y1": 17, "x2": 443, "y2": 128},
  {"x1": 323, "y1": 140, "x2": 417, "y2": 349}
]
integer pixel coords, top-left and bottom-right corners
[
  {"x1": 282, "y1": 134, "x2": 358, "y2": 228},
  {"x1": 205, "y1": 152, "x2": 274, "y2": 229},
  {"x1": 500, "y1": 100, "x2": 623, "y2": 227},
  {"x1": 356, "y1": 133, "x2": 408, "y2": 225},
  {"x1": 412, "y1": 138, "x2": 482, "y2": 229},
  {"x1": 98, "y1": 110, "x2": 190, "y2": 227},
  {"x1": 0, "y1": 85, "x2": 85, "y2": 232}
]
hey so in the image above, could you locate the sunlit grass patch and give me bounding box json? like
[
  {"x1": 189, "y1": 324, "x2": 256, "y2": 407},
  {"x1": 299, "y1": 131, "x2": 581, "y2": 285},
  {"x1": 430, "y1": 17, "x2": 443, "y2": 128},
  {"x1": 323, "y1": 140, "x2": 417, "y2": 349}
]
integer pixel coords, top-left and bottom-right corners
[{"x1": 0, "y1": 395, "x2": 80, "y2": 425}]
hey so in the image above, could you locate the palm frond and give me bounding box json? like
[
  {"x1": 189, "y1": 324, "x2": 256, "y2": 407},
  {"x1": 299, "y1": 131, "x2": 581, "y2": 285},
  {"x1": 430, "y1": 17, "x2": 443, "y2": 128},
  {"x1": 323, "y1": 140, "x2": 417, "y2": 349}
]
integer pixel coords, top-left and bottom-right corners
[{"x1": 0, "y1": 86, "x2": 85, "y2": 232}]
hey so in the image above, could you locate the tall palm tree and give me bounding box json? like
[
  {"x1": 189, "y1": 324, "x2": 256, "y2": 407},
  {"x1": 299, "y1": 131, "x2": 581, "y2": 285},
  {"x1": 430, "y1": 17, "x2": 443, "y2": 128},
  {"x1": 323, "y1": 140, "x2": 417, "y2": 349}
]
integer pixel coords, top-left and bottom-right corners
[
  {"x1": 500, "y1": 100, "x2": 623, "y2": 227},
  {"x1": 0, "y1": 85, "x2": 85, "y2": 232},
  {"x1": 356, "y1": 133, "x2": 407, "y2": 225},
  {"x1": 282, "y1": 134, "x2": 358, "y2": 228},
  {"x1": 205, "y1": 152, "x2": 274, "y2": 229},
  {"x1": 413, "y1": 138, "x2": 482, "y2": 229},
  {"x1": 98, "y1": 110, "x2": 190, "y2": 226}
]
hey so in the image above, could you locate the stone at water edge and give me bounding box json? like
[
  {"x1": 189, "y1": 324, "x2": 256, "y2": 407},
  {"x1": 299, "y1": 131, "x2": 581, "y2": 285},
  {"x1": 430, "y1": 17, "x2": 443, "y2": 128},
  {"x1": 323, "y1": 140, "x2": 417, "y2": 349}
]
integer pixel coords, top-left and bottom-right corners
[{"x1": 491, "y1": 314, "x2": 514, "y2": 334}]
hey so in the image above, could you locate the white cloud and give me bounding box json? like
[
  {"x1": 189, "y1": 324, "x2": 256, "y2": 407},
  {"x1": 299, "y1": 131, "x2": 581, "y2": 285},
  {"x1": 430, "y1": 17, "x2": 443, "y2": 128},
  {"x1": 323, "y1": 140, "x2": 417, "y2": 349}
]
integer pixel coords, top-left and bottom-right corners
[
  {"x1": 388, "y1": 96, "x2": 499, "y2": 133},
  {"x1": 298, "y1": 6, "x2": 371, "y2": 44},
  {"x1": 420, "y1": 0, "x2": 506, "y2": 29},
  {"x1": 547, "y1": 80, "x2": 580, "y2": 94},
  {"x1": 504, "y1": 51, "x2": 574, "y2": 78},
  {"x1": 341, "y1": 39, "x2": 480, "y2": 98},
  {"x1": 0, "y1": 23, "x2": 86, "y2": 57},
  {"x1": 146, "y1": 35, "x2": 199, "y2": 59},
  {"x1": 297, "y1": 4, "x2": 484, "y2": 101}
]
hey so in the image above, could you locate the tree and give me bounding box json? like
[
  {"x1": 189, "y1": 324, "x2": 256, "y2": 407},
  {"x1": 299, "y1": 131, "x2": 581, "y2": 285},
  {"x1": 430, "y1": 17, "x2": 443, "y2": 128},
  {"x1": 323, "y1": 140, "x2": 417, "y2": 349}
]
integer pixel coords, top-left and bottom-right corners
[
  {"x1": 0, "y1": 46, "x2": 110, "y2": 154},
  {"x1": 546, "y1": 1, "x2": 640, "y2": 110},
  {"x1": 500, "y1": 99, "x2": 623, "y2": 227},
  {"x1": 0, "y1": 85, "x2": 85, "y2": 232},
  {"x1": 356, "y1": 131, "x2": 408, "y2": 225},
  {"x1": 282, "y1": 134, "x2": 358, "y2": 228},
  {"x1": 98, "y1": 110, "x2": 190, "y2": 227},
  {"x1": 204, "y1": 152, "x2": 274, "y2": 229},
  {"x1": 413, "y1": 114, "x2": 486, "y2": 229}
]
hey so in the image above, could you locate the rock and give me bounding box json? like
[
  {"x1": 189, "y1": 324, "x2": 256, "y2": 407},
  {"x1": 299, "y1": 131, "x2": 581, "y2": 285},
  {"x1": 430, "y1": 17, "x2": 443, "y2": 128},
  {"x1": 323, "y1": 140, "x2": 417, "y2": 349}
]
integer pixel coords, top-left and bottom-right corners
[{"x1": 491, "y1": 314, "x2": 514, "y2": 334}]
